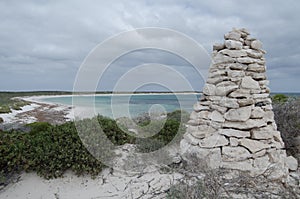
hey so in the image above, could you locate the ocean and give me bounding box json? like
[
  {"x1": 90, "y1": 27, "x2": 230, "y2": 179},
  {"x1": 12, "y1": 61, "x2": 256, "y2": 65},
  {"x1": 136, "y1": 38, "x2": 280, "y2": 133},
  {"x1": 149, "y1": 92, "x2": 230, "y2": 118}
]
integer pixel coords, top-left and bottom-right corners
[{"x1": 41, "y1": 93, "x2": 201, "y2": 118}]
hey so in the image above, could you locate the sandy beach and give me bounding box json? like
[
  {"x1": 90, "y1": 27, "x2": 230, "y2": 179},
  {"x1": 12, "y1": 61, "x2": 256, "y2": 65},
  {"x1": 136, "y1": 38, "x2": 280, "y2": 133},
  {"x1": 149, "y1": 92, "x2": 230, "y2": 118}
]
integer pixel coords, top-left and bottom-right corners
[{"x1": 0, "y1": 95, "x2": 184, "y2": 199}]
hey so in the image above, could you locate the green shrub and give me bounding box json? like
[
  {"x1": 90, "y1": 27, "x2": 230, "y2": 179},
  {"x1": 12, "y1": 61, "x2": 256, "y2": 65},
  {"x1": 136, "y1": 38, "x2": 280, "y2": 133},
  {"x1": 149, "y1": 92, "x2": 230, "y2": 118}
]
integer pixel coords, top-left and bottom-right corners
[
  {"x1": 272, "y1": 94, "x2": 288, "y2": 103},
  {"x1": 0, "y1": 106, "x2": 11, "y2": 114},
  {"x1": 273, "y1": 98, "x2": 300, "y2": 161},
  {"x1": 135, "y1": 119, "x2": 186, "y2": 152},
  {"x1": 0, "y1": 117, "x2": 3, "y2": 123},
  {"x1": 167, "y1": 110, "x2": 190, "y2": 123},
  {"x1": 0, "y1": 121, "x2": 105, "y2": 179},
  {"x1": 26, "y1": 122, "x2": 52, "y2": 135}
]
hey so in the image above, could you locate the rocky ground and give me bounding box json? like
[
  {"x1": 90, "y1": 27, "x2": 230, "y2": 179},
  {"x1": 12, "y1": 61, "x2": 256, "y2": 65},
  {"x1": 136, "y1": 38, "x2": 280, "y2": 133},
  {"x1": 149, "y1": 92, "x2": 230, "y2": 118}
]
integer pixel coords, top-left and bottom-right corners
[{"x1": 0, "y1": 102, "x2": 72, "y2": 131}]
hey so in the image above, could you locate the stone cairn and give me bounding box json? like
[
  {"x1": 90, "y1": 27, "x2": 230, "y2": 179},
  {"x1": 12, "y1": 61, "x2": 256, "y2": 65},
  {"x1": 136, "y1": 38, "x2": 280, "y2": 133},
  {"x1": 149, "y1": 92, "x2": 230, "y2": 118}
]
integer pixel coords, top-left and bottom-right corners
[{"x1": 180, "y1": 28, "x2": 298, "y2": 180}]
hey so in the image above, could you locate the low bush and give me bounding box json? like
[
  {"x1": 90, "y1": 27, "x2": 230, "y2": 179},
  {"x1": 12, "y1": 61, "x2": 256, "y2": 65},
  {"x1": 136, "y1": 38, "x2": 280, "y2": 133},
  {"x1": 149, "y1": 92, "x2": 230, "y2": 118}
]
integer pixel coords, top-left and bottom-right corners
[
  {"x1": 0, "y1": 121, "x2": 105, "y2": 180},
  {"x1": 273, "y1": 97, "x2": 300, "y2": 161},
  {"x1": 0, "y1": 110, "x2": 187, "y2": 181},
  {"x1": 0, "y1": 117, "x2": 3, "y2": 123},
  {"x1": 272, "y1": 94, "x2": 288, "y2": 103},
  {"x1": 0, "y1": 106, "x2": 11, "y2": 114}
]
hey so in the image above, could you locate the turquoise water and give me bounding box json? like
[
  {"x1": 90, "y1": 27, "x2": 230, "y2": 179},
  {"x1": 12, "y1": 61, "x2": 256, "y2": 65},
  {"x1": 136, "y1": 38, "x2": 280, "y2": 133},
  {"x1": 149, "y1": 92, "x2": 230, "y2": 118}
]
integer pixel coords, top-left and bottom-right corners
[{"x1": 42, "y1": 94, "x2": 201, "y2": 118}]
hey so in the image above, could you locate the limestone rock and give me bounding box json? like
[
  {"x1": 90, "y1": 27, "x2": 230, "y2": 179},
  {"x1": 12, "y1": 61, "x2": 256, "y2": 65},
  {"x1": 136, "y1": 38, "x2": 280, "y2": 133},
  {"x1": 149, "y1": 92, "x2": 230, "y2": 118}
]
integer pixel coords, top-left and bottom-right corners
[
  {"x1": 224, "y1": 31, "x2": 241, "y2": 41},
  {"x1": 219, "y1": 97, "x2": 239, "y2": 108},
  {"x1": 183, "y1": 133, "x2": 199, "y2": 145},
  {"x1": 237, "y1": 98, "x2": 254, "y2": 107},
  {"x1": 193, "y1": 102, "x2": 209, "y2": 112},
  {"x1": 224, "y1": 106, "x2": 252, "y2": 122},
  {"x1": 199, "y1": 134, "x2": 229, "y2": 148},
  {"x1": 221, "y1": 159, "x2": 253, "y2": 171},
  {"x1": 251, "y1": 125, "x2": 275, "y2": 139},
  {"x1": 228, "y1": 63, "x2": 248, "y2": 70},
  {"x1": 247, "y1": 63, "x2": 265, "y2": 72},
  {"x1": 219, "y1": 129, "x2": 250, "y2": 138},
  {"x1": 215, "y1": 85, "x2": 238, "y2": 96},
  {"x1": 190, "y1": 125, "x2": 216, "y2": 139},
  {"x1": 241, "y1": 76, "x2": 260, "y2": 90},
  {"x1": 229, "y1": 137, "x2": 239, "y2": 146},
  {"x1": 222, "y1": 146, "x2": 251, "y2": 161},
  {"x1": 239, "y1": 138, "x2": 270, "y2": 153},
  {"x1": 285, "y1": 156, "x2": 298, "y2": 171},
  {"x1": 210, "y1": 110, "x2": 225, "y2": 122},
  {"x1": 229, "y1": 89, "x2": 251, "y2": 98},
  {"x1": 245, "y1": 49, "x2": 263, "y2": 58},
  {"x1": 227, "y1": 70, "x2": 245, "y2": 78},
  {"x1": 220, "y1": 49, "x2": 247, "y2": 58},
  {"x1": 251, "y1": 107, "x2": 265, "y2": 119},
  {"x1": 225, "y1": 40, "x2": 243, "y2": 50},
  {"x1": 223, "y1": 119, "x2": 266, "y2": 130},
  {"x1": 213, "y1": 43, "x2": 225, "y2": 51},
  {"x1": 210, "y1": 104, "x2": 227, "y2": 114},
  {"x1": 251, "y1": 40, "x2": 263, "y2": 50},
  {"x1": 203, "y1": 84, "x2": 216, "y2": 96},
  {"x1": 237, "y1": 57, "x2": 258, "y2": 64},
  {"x1": 213, "y1": 53, "x2": 235, "y2": 64}
]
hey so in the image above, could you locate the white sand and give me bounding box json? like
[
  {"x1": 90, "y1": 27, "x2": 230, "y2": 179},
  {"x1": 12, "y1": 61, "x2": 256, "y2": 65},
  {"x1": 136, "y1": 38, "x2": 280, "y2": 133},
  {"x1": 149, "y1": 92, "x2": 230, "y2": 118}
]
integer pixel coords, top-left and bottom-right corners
[
  {"x1": 0, "y1": 104, "x2": 40, "y2": 123},
  {"x1": 0, "y1": 168, "x2": 183, "y2": 199}
]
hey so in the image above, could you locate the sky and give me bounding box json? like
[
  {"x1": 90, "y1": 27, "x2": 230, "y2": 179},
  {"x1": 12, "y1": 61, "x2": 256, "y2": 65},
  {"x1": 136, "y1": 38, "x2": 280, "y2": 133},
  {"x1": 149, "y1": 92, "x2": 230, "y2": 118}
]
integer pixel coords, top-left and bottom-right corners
[{"x1": 0, "y1": 0, "x2": 299, "y2": 92}]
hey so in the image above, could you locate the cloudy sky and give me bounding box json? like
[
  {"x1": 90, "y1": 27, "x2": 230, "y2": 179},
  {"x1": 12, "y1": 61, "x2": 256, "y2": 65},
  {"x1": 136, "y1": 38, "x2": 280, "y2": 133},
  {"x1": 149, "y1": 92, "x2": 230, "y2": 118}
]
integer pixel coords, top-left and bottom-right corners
[{"x1": 0, "y1": 0, "x2": 299, "y2": 92}]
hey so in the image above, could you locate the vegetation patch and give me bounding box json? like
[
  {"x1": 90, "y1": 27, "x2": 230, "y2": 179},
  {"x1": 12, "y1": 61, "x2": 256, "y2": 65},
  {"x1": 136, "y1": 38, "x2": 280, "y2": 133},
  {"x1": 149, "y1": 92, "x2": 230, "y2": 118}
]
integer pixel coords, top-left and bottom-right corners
[{"x1": 0, "y1": 110, "x2": 186, "y2": 183}]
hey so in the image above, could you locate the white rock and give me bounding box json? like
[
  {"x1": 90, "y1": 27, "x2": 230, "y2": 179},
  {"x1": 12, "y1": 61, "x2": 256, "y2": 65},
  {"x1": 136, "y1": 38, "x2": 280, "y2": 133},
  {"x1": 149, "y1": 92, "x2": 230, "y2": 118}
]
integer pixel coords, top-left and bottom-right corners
[
  {"x1": 285, "y1": 156, "x2": 298, "y2": 171},
  {"x1": 251, "y1": 107, "x2": 265, "y2": 119},
  {"x1": 221, "y1": 159, "x2": 253, "y2": 171},
  {"x1": 253, "y1": 93, "x2": 269, "y2": 99},
  {"x1": 215, "y1": 85, "x2": 238, "y2": 96},
  {"x1": 229, "y1": 89, "x2": 251, "y2": 98},
  {"x1": 222, "y1": 146, "x2": 252, "y2": 161},
  {"x1": 245, "y1": 49, "x2": 263, "y2": 58},
  {"x1": 223, "y1": 119, "x2": 266, "y2": 130},
  {"x1": 199, "y1": 134, "x2": 229, "y2": 148},
  {"x1": 203, "y1": 84, "x2": 216, "y2": 96},
  {"x1": 224, "y1": 106, "x2": 252, "y2": 122},
  {"x1": 263, "y1": 111, "x2": 275, "y2": 123},
  {"x1": 253, "y1": 149, "x2": 266, "y2": 158},
  {"x1": 213, "y1": 53, "x2": 236, "y2": 64},
  {"x1": 209, "y1": 69, "x2": 226, "y2": 78},
  {"x1": 251, "y1": 40, "x2": 263, "y2": 50},
  {"x1": 191, "y1": 124, "x2": 216, "y2": 139},
  {"x1": 213, "y1": 43, "x2": 225, "y2": 51},
  {"x1": 220, "y1": 49, "x2": 247, "y2": 58},
  {"x1": 219, "y1": 97, "x2": 239, "y2": 108},
  {"x1": 237, "y1": 57, "x2": 258, "y2": 64},
  {"x1": 247, "y1": 63, "x2": 265, "y2": 72},
  {"x1": 210, "y1": 110, "x2": 225, "y2": 122},
  {"x1": 207, "y1": 77, "x2": 229, "y2": 85},
  {"x1": 228, "y1": 63, "x2": 248, "y2": 70},
  {"x1": 224, "y1": 31, "x2": 241, "y2": 41},
  {"x1": 225, "y1": 40, "x2": 243, "y2": 50},
  {"x1": 253, "y1": 155, "x2": 270, "y2": 174},
  {"x1": 210, "y1": 104, "x2": 227, "y2": 114},
  {"x1": 229, "y1": 137, "x2": 239, "y2": 146},
  {"x1": 239, "y1": 138, "x2": 270, "y2": 153},
  {"x1": 251, "y1": 126, "x2": 275, "y2": 140},
  {"x1": 237, "y1": 98, "x2": 254, "y2": 107},
  {"x1": 227, "y1": 70, "x2": 245, "y2": 78},
  {"x1": 241, "y1": 76, "x2": 260, "y2": 90},
  {"x1": 240, "y1": 28, "x2": 250, "y2": 35},
  {"x1": 219, "y1": 129, "x2": 250, "y2": 138},
  {"x1": 183, "y1": 133, "x2": 199, "y2": 145},
  {"x1": 193, "y1": 102, "x2": 209, "y2": 112},
  {"x1": 188, "y1": 118, "x2": 208, "y2": 126}
]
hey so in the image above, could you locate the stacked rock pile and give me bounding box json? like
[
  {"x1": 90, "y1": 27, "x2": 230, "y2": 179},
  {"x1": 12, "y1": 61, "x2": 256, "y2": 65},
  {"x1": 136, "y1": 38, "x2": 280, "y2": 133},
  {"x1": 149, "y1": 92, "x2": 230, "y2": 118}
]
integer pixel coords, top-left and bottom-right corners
[{"x1": 180, "y1": 28, "x2": 298, "y2": 180}]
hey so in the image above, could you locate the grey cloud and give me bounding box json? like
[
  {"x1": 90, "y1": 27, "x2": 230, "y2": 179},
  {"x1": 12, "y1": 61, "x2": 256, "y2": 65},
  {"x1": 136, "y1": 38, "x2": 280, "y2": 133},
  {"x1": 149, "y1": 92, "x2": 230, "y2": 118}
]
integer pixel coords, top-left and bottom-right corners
[{"x1": 0, "y1": 0, "x2": 299, "y2": 91}]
